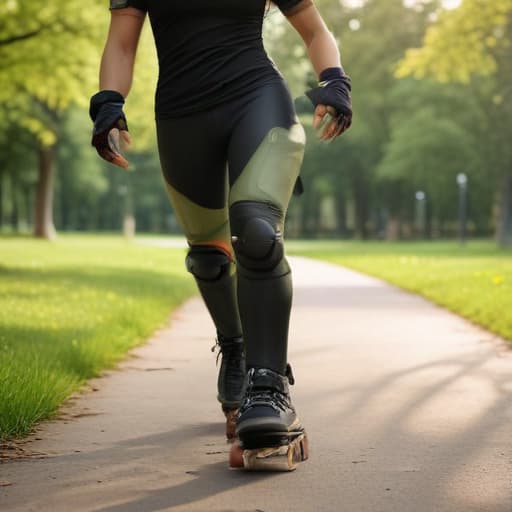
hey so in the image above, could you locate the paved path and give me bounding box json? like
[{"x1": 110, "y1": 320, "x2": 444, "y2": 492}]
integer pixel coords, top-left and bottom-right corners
[{"x1": 2, "y1": 257, "x2": 512, "y2": 512}]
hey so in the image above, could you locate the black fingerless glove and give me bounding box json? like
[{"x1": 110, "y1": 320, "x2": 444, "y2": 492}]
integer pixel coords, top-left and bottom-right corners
[
  {"x1": 89, "y1": 90, "x2": 128, "y2": 156},
  {"x1": 306, "y1": 67, "x2": 353, "y2": 128}
]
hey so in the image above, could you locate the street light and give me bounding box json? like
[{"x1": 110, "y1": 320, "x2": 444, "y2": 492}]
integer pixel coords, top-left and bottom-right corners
[
  {"x1": 415, "y1": 190, "x2": 426, "y2": 238},
  {"x1": 456, "y1": 173, "x2": 468, "y2": 245}
]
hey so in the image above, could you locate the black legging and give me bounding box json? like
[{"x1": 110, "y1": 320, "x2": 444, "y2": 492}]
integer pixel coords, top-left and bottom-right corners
[{"x1": 156, "y1": 79, "x2": 305, "y2": 375}]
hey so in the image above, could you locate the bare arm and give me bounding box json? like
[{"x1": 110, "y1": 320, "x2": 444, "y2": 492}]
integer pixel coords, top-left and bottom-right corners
[
  {"x1": 286, "y1": 3, "x2": 351, "y2": 140},
  {"x1": 285, "y1": 3, "x2": 341, "y2": 76},
  {"x1": 99, "y1": 8, "x2": 146, "y2": 96},
  {"x1": 90, "y1": 8, "x2": 145, "y2": 168}
]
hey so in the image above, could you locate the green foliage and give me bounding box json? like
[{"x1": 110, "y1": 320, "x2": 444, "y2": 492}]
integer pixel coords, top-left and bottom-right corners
[
  {"x1": 397, "y1": 0, "x2": 512, "y2": 83},
  {"x1": 0, "y1": 0, "x2": 157, "y2": 140},
  {"x1": 54, "y1": 107, "x2": 109, "y2": 230},
  {"x1": 396, "y1": 0, "x2": 512, "y2": 244},
  {"x1": 0, "y1": 0, "x2": 159, "y2": 237},
  {"x1": 0, "y1": 0, "x2": 106, "y2": 144},
  {"x1": 0, "y1": 235, "x2": 196, "y2": 440},
  {"x1": 271, "y1": 0, "x2": 476, "y2": 237},
  {"x1": 377, "y1": 107, "x2": 479, "y2": 219},
  {"x1": 289, "y1": 239, "x2": 512, "y2": 343},
  {"x1": 0, "y1": 0, "x2": 506, "y2": 240}
]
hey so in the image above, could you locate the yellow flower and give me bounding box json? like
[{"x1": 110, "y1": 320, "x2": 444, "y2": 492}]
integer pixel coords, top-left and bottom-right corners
[{"x1": 492, "y1": 275, "x2": 504, "y2": 286}]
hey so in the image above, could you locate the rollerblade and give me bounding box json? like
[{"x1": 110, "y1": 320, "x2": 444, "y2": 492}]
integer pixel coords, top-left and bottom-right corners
[
  {"x1": 229, "y1": 365, "x2": 309, "y2": 471},
  {"x1": 212, "y1": 334, "x2": 245, "y2": 441}
]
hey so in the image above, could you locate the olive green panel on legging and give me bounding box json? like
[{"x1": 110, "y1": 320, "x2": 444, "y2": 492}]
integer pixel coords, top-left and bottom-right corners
[
  {"x1": 164, "y1": 182, "x2": 241, "y2": 339},
  {"x1": 229, "y1": 123, "x2": 306, "y2": 212},
  {"x1": 164, "y1": 182, "x2": 232, "y2": 254}
]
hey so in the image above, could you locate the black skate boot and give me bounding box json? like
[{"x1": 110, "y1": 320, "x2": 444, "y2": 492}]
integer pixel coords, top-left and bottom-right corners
[
  {"x1": 230, "y1": 365, "x2": 309, "y2": 471},
  {"x1": 212, "y1": 334, "x2": 245, "y2": 441}
]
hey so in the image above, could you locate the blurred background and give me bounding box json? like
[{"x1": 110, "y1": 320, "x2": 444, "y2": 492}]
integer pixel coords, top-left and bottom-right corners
[{"x1": 0, "y1": 0, "x2": 510, "y2": 245}]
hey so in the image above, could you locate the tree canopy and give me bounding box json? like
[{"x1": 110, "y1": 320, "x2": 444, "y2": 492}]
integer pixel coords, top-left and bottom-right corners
[
  {"x1": 396, "y1": 0, "x2": 512, "y2": 245},
  {"x1": 397, "y1": 0, "x2": 512, "y2": 83},
  {"x1": 0, "y1": 0, "x2": 509, "y2": 242},
  {"x1": 0, "y1": 0, "x2": 106, "y2": 144}
]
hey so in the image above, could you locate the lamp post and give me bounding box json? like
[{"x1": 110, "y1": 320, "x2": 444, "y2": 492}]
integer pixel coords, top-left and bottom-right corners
[
  {"x1": 456, "y1": 173, "x2": 468, "y2": 245},
  {"x1": 415, "y1": 190, "x2": 426, "y2": 238}
]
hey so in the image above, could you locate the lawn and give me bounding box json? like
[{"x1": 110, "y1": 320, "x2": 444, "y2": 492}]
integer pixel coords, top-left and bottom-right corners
[
  {"x1": 0, "y1": 235, "x2": 196, "y2": 440},
  {"x1": 288, "y1": 240, "x2": 512, "y2": 343}
]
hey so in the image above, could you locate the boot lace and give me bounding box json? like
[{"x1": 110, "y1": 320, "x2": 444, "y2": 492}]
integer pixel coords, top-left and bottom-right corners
[
  {"x1": 242, "y1": 368, "x2": 293, "y2": 413},
  {"x1": 212, "y1": 337, "x2": 244, "y2": 384}
]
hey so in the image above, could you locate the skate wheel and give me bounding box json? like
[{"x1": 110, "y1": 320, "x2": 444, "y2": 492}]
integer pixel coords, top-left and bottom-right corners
[
  {"x1": 229, "y1": 440, "x2": 244, "y2": 468},
  {"x1": 288, "y1": 433, "x2": 309, "y2": 469},
  {"x1": 229, "y1": 433, "x2": 309, "y2": 471},
  {"x1": 224, "y1": 409, "x2": 238, "y2": 442}
]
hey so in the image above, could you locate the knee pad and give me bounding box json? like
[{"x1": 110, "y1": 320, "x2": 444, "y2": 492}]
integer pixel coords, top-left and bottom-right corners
[
  {"x1": 186, "y1": 245, "x2": 231, "y2": 281},
  {"x1": 230, "y1": 201, "x2": 288, "y2": 274}
]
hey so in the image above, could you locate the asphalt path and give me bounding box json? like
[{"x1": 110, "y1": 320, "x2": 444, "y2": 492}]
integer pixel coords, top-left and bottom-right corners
[{"x1": 1, "y1": 256, "x2": 511, "y2": 511}]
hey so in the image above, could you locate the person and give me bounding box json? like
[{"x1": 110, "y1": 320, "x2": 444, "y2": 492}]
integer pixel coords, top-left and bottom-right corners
[{"x1": 90, "y1": 0, "x2": 352, "y2": 469}]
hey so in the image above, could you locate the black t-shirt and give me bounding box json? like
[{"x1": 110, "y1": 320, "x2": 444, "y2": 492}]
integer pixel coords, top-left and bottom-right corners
[{"x1": 110, "y1": 0, "x2": 311, "y2": 118}]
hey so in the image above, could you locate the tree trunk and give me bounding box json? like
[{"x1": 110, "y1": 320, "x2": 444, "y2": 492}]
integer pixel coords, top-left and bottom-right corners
[
  {"x1": 24, "y1": 185, "x2": 33, "y2": 232},
  {"x1": 300, "y1": 187, "x2": 316, "y2": 238},
  {"x1": 386, "y1": 216, "x2": 401, "y2": 241},
  {"x1": 353, "y1": 177, "x2": 369, "y2": 239},
  {"x1": 10, "y1": 172, "x2": 19, "y2": 231},
  {"x1": 335, "y1": 189, "x2": 347, "y2": 237},
  {"x1": 496, "y1": 171, "x2": 512, "y2": 247},
  {"x1": 425, "y1": 198, "x2": 433, "y2": 239},
  {"x1": 34, "y1": 144, "x2": 57, "y2": 239}
]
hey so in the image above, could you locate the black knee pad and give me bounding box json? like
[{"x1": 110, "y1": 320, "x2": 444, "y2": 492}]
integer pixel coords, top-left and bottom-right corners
[
  {"x1": 186, "y1": 245, "x2": 231, "y2": 281},
  {"x1": 230, "y1": 201, "x2": 288, "y2": 274}
]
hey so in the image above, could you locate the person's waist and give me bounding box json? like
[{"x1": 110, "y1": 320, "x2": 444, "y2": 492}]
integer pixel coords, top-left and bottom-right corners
[
  {"x1": 157, "y1": 57, "x2": 278, "y2": 91},
  {"x1": 154, "y1": 73, "x2": 284, "y2": 119}
]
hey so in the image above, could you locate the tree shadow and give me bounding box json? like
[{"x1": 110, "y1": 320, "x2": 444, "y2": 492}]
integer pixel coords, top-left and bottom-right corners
[
  {"x1": 5, "y1": 422, "x2": 274, "y2": 512},
  {"x1": 303, "y1": 349, "x2": 512, "y2": 510}
]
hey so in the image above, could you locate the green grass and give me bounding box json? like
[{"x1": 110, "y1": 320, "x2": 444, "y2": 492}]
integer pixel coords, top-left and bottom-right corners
[
  {"x1": 0, "y1": 235, "x2": 196, "y2": 441},
  {"x1": 288, "y1": 240, "x2": 512, "y2": 343}
]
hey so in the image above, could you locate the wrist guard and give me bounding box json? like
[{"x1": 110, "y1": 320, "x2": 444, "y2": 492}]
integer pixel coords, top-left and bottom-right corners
[
  {"x1": 89, "y1": 90, "x2": 128, "y2": 133},
  {"x1": 306, "y1": 67, "x2": 352, "y2": 128},
  {"x1": 89, "y1": 90, "x2": 129, "y2": 163}
]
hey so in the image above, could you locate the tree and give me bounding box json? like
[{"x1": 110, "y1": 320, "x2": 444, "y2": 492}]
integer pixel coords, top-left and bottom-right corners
[
  {"x1": 378, "y1": 108, "x2": 480, "y2": 230},
  {"x1": 0, "y1": 1, "x2": 158, "y2": 238},
  {"x1": 397, "y1": 0, "x2": 512, "y2": 245},
  {"x1": 265, "y1": 0, "x2": 439, "y2": 238},
  {"x1": 0, "y1": 0, "x2": 105, "y2": 237},
  {"x1": 0, "y1": 121, "x2": 37, "y2": 231}
]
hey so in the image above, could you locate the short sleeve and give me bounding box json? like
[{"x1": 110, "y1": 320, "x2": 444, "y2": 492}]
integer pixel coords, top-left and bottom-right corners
[
  {"x1": 274, "y1": 0, "x2": 313, "y2": 16},
  {"x1": 110, "y1": 0, "x2": 147, "y2": 12}
]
